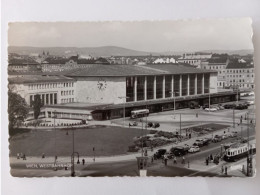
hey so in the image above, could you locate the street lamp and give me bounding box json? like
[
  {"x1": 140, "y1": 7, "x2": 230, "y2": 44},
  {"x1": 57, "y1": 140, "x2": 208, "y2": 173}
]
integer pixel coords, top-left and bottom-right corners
[
  {"x1": 208, "y1": 87, "x2": 215, "y2": 111},
  {"x1": 169, "y1": 91, "x2": 176, "y2": 114},
  {"x1": 53, "y1": 110, "x2": 57, "y2": 171},
  {"x1": 118, "y1": 96, "x2": 129, "y2": 127},
  {"x1": 70, "y1": 125, "x2": 80, "y2": 177}
]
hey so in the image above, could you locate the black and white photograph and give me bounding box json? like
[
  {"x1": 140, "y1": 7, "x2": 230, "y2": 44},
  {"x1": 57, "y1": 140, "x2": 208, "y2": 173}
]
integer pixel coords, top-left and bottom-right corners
[{"x1": 8, "y1": 19, "x2": 256, "y2": 177}]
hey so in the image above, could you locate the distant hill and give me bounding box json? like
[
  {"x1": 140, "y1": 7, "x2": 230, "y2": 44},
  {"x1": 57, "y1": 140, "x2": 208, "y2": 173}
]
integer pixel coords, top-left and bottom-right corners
[
  {"x1": 8, "y1": 46, "x2": 254, "y2": 57},
  {"x1": 8, "y1": 46, "x2": 159, "y2": 57}
]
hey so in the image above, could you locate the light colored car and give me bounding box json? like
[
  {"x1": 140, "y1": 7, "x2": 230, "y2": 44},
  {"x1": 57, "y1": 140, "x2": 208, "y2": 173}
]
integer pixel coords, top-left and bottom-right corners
[
  {"x1": 205, "y1": 107, "x2": 217, "y2": 112},
  {"x1": 188, "y1": 146, "x2": 200, "y2": 153}
]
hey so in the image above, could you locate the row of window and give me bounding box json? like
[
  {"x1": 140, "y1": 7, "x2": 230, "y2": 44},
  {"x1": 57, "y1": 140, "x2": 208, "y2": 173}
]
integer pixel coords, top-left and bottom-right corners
[
  {"x1": 227, "y1": 69, "x2": 253, "y2": 73},
  {"x1": 61, "y1": 90, "x2": 74, "y2": 96},
  {"x1": 28, "y1": 82, "x2": 74, "y2": 90},
  {"x1": 61, "y1": 98, "x2": 74, "y2": 103},
  {"x1": 227, "y1": 74, "x2": 254, "y2": 78},
  {"x1": 228, "y1": 147, "x2": 248, "y2": 156},
  {"x1": 205, "y1": 65, "x2": 225, "y2": 70}
]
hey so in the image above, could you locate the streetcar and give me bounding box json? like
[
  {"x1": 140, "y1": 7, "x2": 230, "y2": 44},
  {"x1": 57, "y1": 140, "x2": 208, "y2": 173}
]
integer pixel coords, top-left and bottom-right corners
[
  {"x1": 130, "y1": 109, "x2": 149, "y2": 119},
  {"x1": 223, "y1": 143, "x2": 256, "y2": 162}
]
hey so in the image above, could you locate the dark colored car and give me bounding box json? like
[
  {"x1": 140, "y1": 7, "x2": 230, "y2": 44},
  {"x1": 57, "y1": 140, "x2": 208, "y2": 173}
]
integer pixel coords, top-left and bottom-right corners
[
  {"x1": 235, "y1": 104, "x2": 248, "y2": 110},
  {"x1": 224, "y1": 104, "x2": 236, "y2": 109},
  {"x1": 170, "y1": 146, "x2": 189, "y2": 156},
  {"x1": 212, "y1": 135, "x2": 222, "y2": 143},
  {"x1": 153, "y1": 149, "x2": 167, "y2": 159}
]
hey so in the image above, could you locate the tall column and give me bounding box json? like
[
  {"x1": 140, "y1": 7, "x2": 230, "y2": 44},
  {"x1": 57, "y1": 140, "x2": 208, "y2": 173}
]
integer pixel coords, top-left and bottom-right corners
[
  {"x1": 179, "y1": 75, "x2": 182, "y2": 97},
  {"x1": 53, "y1": 93, "x2": 55, "y2": 105},
  {"x1": 187, "y1": 74, "x2": 190, "y2": 96},
  {"x1": 202, "y1": 74, "x2": 205, "y2": 94},
  {"x1": 162, "y1": 75, "x2": 165, "y2": 99},
  {"x1": 153, "y1": 76, "x2": 156, "y2": 99},
  {"x1": 134, "y1": 77, "x2": 137, "y2": 101},
  {"x1": 144, "y1": 76, "x2": 147, "y2": 100},
  {"x1": 171, "y1": 75, "x2": 174, "y2": 97},
  {"x1": 195, "y1": 74, "x2": 197, "y2": 95}
]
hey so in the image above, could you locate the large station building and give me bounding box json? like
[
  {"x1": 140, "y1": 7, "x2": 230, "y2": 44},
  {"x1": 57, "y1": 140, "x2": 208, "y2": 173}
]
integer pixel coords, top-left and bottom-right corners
[{"x1": 9, "y1": 64, "x2": 239, "y2": 124}]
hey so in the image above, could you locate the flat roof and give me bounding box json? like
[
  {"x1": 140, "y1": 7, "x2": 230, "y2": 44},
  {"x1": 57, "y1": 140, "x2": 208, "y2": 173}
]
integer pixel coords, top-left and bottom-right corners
[
  {"x1": 8, "y1": 75, "x2": 75, "y2": 84},
  {"x1": 65, "y1": 64, "x2": 216, "y2": 77}
]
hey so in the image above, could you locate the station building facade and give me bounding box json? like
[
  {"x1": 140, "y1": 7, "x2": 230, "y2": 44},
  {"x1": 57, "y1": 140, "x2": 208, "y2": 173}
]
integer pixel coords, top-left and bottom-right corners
[{"x1": 9, "y1": 64, "x2": 239, "y2": 123}]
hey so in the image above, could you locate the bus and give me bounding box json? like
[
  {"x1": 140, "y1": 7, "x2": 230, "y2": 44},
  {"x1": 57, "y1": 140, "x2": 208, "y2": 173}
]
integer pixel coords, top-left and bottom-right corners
[{"x1": 130, "y1": 109, "x2": 149, "y2": 119}]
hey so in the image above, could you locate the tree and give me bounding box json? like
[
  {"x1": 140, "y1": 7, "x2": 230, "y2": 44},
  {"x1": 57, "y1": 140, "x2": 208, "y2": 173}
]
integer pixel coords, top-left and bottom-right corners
[
  {"x1": 32, "y1": 94, "x2": 43, "y2": 119},
  {"x1": 8, "y1": 91, "x2": 29, "y2": 129}
]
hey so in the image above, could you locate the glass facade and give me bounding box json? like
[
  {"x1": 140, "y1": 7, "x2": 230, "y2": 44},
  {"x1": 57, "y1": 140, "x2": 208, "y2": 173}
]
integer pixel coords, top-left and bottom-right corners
[
  {"x1": 204, "y1": 73, "x2": 210, "y2": 93},
  {"x1": 189, "y1": 74, "x2": 195, "y2": 95},
  {"x1": 126, "y1": 77, "x2": 135, "y2": 102},
  {"x1": 125, "y1": 73, "x2": 210, "y2": 102},
  {"x1": 156, "y1": 76, "x2": 163, "y2": 99},
  {"x1": 165, "y1": 75, "x2": 172, "y2": 98},
  {"x1": 174, "y1": 75, "x2": 180, "y2": 97},
  {"x1": 147, "y1": 76, "x2": 154, "y2": 100},
  {"x1": 182, "y1": 75, "x2": 188, "y2": 96},
  {"x1": 137, "y1": 76, "x2": 145, "y2": 101},
  {"x1": 197, "y1": 74, "x2": 203, "y2": 94}
]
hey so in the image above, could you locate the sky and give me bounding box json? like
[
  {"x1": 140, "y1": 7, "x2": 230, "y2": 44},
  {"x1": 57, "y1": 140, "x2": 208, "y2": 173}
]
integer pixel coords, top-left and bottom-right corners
[{"x1": 8, "y1": 18, "x2": 253, "y2": 52}]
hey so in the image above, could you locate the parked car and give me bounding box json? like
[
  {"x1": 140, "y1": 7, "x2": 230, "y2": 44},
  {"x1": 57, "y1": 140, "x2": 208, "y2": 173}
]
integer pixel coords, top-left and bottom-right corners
[
  {"x1": 153, "y1": 149, "x2": 167, "y2": 159},
  {"x1": 202, "y1": 138, "x2": 211, "y2": 146},
  {"x1": 170, "y1": 146, "x2": 189, "y2": 156},
  {"x1": 193, "y1": 141, "x2": 203, "y2": 147},
  {"x1": 224, "y1": 104, "x2": 236, "y2": 109},
  {"x1": 205, "y1": 107, "x2": 218, "y2": 112},
  {"x1": 188, "y1": 146, "x2": 200, "y2": 153},
  {"x1": 163, "y1": 151, "x2": 175, "y2": 159},
  {"x1": 212, "y1": 135, "x2": 222, "y2": 143},
  {"x1": 235, "y1": 104, "x2": 248, "y2": 110}
]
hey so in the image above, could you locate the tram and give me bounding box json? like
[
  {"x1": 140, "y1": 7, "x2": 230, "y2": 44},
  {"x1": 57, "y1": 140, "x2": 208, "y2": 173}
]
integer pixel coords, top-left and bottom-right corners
[
  {"x1": 223, "y1": 143, "x2": 256, "y2": 162},
  {"x1": 130, "y1": 109, "x2": 149, "y2": 119}
]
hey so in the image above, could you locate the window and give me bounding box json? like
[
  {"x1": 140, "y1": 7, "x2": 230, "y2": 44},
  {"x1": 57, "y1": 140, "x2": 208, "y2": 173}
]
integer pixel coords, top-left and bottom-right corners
[{"x1": 61, "y1": 91, "x2": 63, "y2": 96}]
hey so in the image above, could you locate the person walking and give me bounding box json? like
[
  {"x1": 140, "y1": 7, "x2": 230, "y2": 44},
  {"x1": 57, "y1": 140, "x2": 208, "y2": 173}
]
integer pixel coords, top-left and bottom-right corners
[
  {"x1": 164, "y1": 157, "x2": 168, "y2": 166},
  {"x1": 182, "y1": 156, "x2": 185, "y2": 164},
  {"x1": 173, "y1": 156, "x2": 177, "y2": 164},
  {"x1": 225, "y1": 166, "x2": 228, "y2": 175},
  {"x1": 17, "y1": 153, "x2": 20, "y2": 159},
  {"x1": 221, "y1": 165, "x2": 224, "y2": 174},
  {"x1": 42, "y1": 153, "x2": 45, "y2": 158},
  {"x1": 82, "y1": 159, "x2": 85, "y2": 165},
  {"x1": 151, "y1": 156, "x2": 154, "y2": 163}
]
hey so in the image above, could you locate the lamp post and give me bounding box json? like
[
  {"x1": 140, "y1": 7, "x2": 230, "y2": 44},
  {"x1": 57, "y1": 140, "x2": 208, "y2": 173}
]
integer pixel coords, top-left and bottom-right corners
[
  {"x1": 208, "y1": 87, "x2": 215, "y2": 111},
  {"x1": 53, "y1": 110, "x2": 57, "y2": 171},
  {"x1": 70, "y1": 125, "x2": 80, "y2": 177},
  {"x1": 118, "y1": 96, "x2": 129, "y2": 127},
  {"x1": 169, "y1": 91, "x2": 176, "y2": 114}
]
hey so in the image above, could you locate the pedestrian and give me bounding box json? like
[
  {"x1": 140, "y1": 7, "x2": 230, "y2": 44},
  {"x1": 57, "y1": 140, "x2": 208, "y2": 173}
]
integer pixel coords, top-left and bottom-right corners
[
  {"x1": 23, "y1": 154, "x2": 26, "y2": 160},
  {"x1": 206, "y1": 157, "x2": 209, "y2": 165},
  {"x1": 173, "y1": 156, "x2": 177, "y2": 164},
  {"x1": 129, "y1": 123, "x2": 131, "y2": 128},
  {"x1": 164, "y1": 158, "x2": 168, "y2": 166},
  {"x1": 189, "y1": 133, "x2": 191, "y2": 139},
  {"x1": 182, "y1": 156, "x2": 185, "y2": 164},
  {"x1": 210, "y1": 154, "x2": 213, "y2": 162},
  {"x1": 82, "y1": 158, "x2": 85, "y2": 165},
  {"x1": 225, "y1": 166, "x2": 228, "y2": 175},
  {"x1": 151, "y1": 156, "x2": 154, "y2": 163},
  {"x1": 42, "y1": 153, "x2": 45, "y2": 158},
  {"x1": 17, "y1": 153, "x2": 20, "y2": 159},
  {"x1": 221, "y1": 165, "x2": 224, "y2": 174}
]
